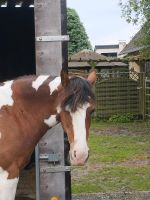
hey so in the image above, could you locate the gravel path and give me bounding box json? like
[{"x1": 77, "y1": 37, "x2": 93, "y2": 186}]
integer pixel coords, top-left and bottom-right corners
[{"x1": 72, "y1": 192, "x2": 150, "y2": 200}]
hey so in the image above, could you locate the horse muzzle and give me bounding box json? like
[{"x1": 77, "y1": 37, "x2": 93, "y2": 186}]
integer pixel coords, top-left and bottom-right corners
[{"x1": 69, "y1": 145, "x2": 89, "y2": 166}]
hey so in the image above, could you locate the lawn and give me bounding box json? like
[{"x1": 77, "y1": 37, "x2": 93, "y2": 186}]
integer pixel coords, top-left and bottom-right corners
[{"x1": 71, "y1": 120, "x2": 150, "y2": 193}]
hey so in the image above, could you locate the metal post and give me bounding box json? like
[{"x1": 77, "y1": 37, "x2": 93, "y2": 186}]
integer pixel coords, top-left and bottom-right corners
[{"x1": 34, "y1": 0, "x2": 71, "y2": 199}]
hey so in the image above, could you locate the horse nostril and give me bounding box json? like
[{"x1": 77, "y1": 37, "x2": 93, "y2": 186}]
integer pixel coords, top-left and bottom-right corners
[{"x1": 74, "y1": 150, "x2": 77, "y2": 158}]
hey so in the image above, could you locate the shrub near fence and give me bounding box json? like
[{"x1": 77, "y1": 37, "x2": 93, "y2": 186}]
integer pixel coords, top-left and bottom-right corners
[{"x1": 95, "y1": 71, "x2": 144, "y2": 119}]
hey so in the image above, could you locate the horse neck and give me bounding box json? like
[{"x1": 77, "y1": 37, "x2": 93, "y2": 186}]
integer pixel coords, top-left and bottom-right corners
[{"x1": 12, "y1": 76, "x2": 61, "y2": 141}]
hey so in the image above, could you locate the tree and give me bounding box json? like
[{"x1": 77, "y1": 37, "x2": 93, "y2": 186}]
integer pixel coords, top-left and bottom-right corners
[
  {"x1": 67, "y1": 8, "x2": 92, "y2": 56},
  {"x1": 119, "y1": 0, "x2": 150, "y2": 55}
]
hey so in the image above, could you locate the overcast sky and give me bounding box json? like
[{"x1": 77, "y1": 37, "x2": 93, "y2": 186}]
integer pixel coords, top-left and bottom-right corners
[{"x1": 67, "y1": 0, "x2": 140, "y2": 48}]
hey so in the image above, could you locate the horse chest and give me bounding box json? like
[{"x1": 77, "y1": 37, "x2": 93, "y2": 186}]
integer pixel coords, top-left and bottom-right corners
[{"x1": 0, "y1": 167, "x2": 19, "y2": 200}]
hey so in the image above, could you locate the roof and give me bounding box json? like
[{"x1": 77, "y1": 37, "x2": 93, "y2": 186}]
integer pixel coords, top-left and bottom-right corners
[
  {"x1": 0, "y1": 0, "x2": 34, "y2": 7},
  {"x1": 69, "y1": 49, "x2": 108, "y2": 61},
  {"x1": 96, "y1": 62, "x2": 128, "y2": 67},
  {"x1": 68, "y1": 61, "x2": 128, "y2": 69},
  {"x1": 119, "y1": 31, "x2": 144, "y2": 55},
  {"x1": 68, "y1": 62, "x2": 90, "y2": 68},
  {"x1": 95, "y1": 44, "x2": 119, "y2": 50}
]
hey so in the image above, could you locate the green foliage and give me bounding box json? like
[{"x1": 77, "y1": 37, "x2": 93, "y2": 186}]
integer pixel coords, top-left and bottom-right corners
[
  {"x1": 108, "y1": 113, "x2": 134, "y2": 123},
  {"x1": 67, "y1": 8, "x2": 92, "y2": 56},
  {"x1": 119, "y1": 0, "x2": 150, "y2": 55}
]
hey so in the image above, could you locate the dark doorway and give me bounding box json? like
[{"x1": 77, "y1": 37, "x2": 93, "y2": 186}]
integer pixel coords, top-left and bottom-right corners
[
  {"x1": 0, "y1": 7, "x2": 36, "y2": 81},
  {"x1": 0, "y1": 7, "x2": 36, "y2": 199}
]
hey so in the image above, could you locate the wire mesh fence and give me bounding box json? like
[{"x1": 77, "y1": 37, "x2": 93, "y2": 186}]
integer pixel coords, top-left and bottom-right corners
[{"x1": 95, "y1": 70, "x2": 145, "y2": 120}]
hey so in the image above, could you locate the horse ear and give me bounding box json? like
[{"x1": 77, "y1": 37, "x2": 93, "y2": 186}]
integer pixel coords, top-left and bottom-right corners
[
  {"x1": 61, "y1": 69, "x2": 70, "y2": 88},
  {"x1": 87, "y1": 70, "x2": 97, "y2": 85}
]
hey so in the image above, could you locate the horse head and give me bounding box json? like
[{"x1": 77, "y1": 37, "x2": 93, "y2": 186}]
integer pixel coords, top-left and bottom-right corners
[{"x1": 58, "y1": 70, "x2": 96, "y2": 165}]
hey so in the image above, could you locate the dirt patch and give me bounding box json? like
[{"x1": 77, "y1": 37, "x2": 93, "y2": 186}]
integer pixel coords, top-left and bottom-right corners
[
  {"x1": 122, "y1": 157, "x2": 150, "y2": 167},
  {"x1": 91, "y1": 126, "x2": 150, "y2": 136}
]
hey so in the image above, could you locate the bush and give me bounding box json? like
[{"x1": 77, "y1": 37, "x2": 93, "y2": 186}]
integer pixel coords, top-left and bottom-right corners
[{"x1": 108, "y1": 113, "x2": 134, "y2": 123}]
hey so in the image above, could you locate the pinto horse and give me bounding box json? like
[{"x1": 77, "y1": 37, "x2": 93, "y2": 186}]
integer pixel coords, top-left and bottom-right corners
[{"x1": 0, "y1": 70, "x2": 96, "y2": 200}]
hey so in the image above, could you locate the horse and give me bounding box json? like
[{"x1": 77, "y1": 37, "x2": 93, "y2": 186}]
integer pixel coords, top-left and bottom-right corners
[{"x1": 0, "y1": 70, "x2": 96, "y2": 200}]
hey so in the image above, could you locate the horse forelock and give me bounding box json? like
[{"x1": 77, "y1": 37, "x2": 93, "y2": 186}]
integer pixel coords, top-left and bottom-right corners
[{"x1": 62, "y1": 77, "x2": 95, "y2": 112}]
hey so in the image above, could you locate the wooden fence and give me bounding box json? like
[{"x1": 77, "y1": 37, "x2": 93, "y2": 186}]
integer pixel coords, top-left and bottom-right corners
[{"x1": 95, "y1": 71, "x2": 144, "y2": 119}]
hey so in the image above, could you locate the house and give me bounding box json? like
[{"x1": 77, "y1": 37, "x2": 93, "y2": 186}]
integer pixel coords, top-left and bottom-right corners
[
  {"x1": 119, "y1": 31, "x2": 150, "y2": 77},
  {"x1": 95, "y1": 41, "x2": 126, "y2": 58},
  {"x1": 68, "y1": 49, "x2": 128, "y2": 75}
]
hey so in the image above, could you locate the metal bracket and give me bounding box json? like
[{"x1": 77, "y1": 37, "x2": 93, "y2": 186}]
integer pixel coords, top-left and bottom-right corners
[
  {"x1": 40, "y1": 166, "x2": 71, "y2": 173},
  {"x1": 40, "y1": 153, "x2": 62, "y2": 164},
  {"x1": 36, "y1": 35, "x2": 69, "y2": 42}
]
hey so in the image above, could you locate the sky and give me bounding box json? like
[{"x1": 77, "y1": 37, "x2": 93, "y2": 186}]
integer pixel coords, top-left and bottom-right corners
[{"x1": 67, "y1": 0, "x2": 140, "y2": 48}]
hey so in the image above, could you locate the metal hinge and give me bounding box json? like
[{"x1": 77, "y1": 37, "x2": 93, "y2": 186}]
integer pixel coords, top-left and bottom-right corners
[{"x1": 36, "y1": 35, "x2": 69, "y2": 42}]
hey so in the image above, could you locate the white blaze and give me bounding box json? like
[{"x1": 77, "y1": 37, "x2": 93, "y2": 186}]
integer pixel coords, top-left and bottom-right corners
[
  {"x1": 49, "y1": 77, "x2": 61, "y2": 95},
  {"x1": 0, "y1": 81, "x2": 14, "y2": 109},
  {"x1": 32, "y1": 75, "x2": 49, "y2": 91},
  {"x1": 0, "y1": 167, "x2": 19, "y2": 200},
  {"x1": 69, "y1": 103, "x2": 90, "y2": 164},
  {"x1": 0, "y1": 132, "x2": 1, "y2": 139},
  {"x1": 44, "y1": 115, "x2": 58, "y2": 127}
]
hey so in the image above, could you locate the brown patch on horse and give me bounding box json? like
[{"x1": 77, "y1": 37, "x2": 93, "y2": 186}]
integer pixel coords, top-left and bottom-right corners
[{"x1": 0, "y1": 76, "x2": 60, "y2": 178}]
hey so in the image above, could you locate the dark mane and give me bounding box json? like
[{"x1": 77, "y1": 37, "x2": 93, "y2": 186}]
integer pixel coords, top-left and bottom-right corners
[{"x1": 62, "y1": 76, "x2": 95, "y2": 112}]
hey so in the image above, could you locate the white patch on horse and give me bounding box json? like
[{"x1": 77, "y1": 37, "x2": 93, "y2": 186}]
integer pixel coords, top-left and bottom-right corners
[
  {"x1": 69, "y1": 103, "x2": 90, "y2": 164},
  {"x1": 44, "y1": 115, "x2": 58, "y2": 127},
  {"x1": 0, "y1": 167, "x2": 19, "y2": 200},
  {"x1": 56, "y1": 105, "x2": 62, "y2": 114},
  {"x1": 0, "y1": 81, "x2": 14, "y2": 109},
  {"x1": 0, "y1": 132, "x2": 2, "y2": 139},
  {"x1": 32, "y1": 75, "x2": 49, "y2": 91},
  {"x1": 49, "y1": 77, "x2": 61, "y2": 95}
]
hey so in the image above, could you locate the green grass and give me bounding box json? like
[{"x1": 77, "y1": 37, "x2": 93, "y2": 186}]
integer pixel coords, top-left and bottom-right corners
[
  {"x1": 72, "y1": 167, "x2": 150, "y2": 193},
  {"x1": 89, "y1": 134, "x2": 150, "y2": 163},
  {"x1": 72, "y1": 121, "x2": 150, "y2": 193}
]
